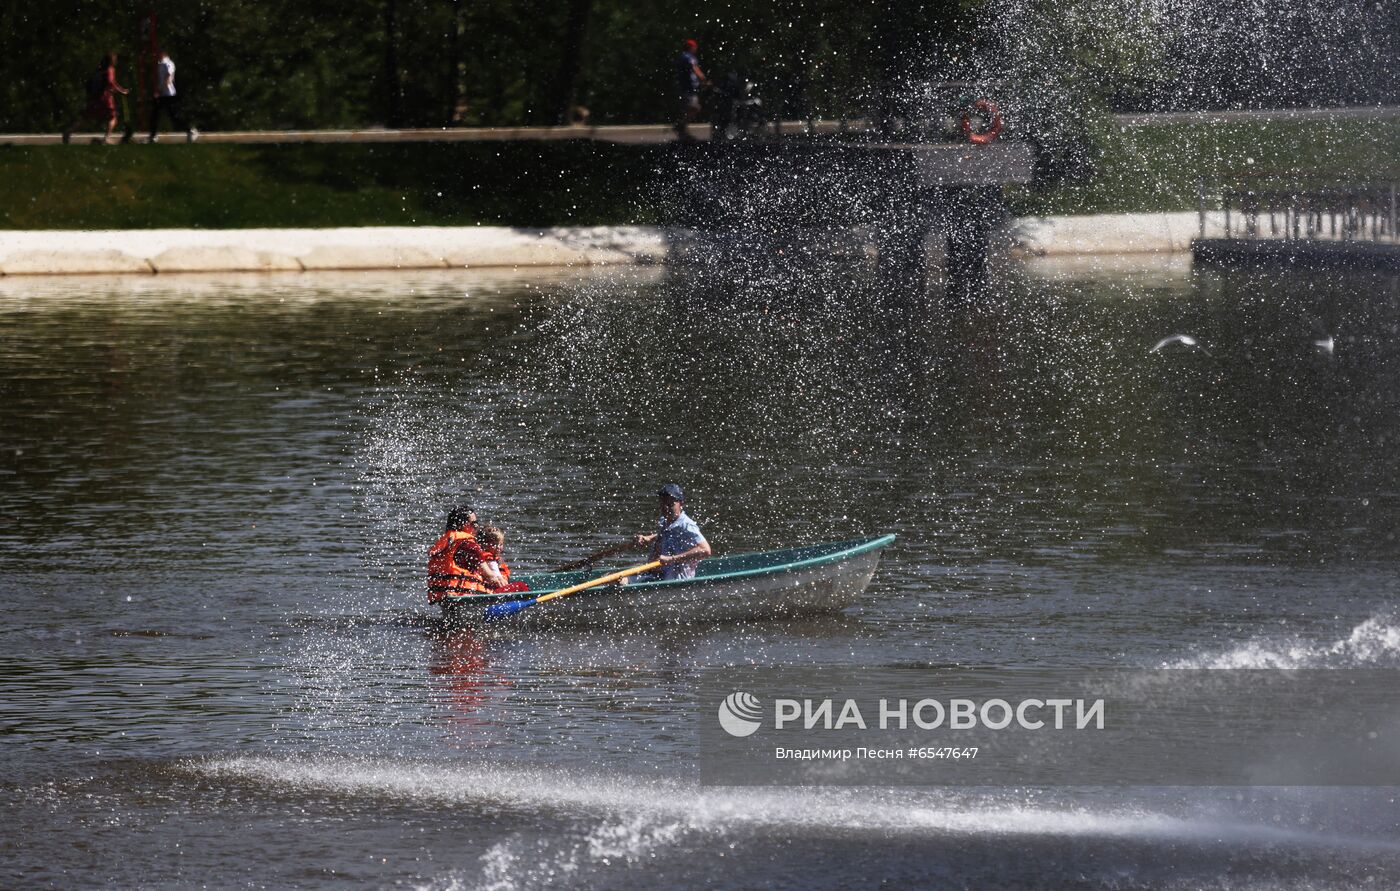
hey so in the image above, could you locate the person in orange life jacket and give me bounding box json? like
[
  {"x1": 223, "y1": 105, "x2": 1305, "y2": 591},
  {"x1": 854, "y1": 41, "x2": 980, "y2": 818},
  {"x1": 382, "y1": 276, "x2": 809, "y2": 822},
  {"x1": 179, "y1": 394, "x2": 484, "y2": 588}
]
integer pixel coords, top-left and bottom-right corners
[
  {"x1": 477, "y1": 526, "x2": 530, "y2": 594},
  {"x1": 426, "y1": 505, "x2": 508, "y2": 603},
  {"x1": 630, "y1": 483, "x2": 711, "y2": 582}
]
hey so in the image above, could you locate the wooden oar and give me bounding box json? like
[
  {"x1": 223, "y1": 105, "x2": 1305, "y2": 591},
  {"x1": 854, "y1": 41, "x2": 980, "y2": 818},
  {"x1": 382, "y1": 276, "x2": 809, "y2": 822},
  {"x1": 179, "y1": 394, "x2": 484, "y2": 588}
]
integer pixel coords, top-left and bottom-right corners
[
  {"x1": 483, "y1": 560, "x2": 662, "y2": 620},
  {"x1": 550, "y1": 540, "x2": 635, "y2": 572}
]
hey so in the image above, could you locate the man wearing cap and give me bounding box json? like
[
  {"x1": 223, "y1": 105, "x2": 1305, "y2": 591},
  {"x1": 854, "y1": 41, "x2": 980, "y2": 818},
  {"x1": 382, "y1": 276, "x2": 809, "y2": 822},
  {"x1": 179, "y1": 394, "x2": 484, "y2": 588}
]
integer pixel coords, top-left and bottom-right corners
[{"x1": 633, "y1": 483, "x2": 711, "y2": 580}]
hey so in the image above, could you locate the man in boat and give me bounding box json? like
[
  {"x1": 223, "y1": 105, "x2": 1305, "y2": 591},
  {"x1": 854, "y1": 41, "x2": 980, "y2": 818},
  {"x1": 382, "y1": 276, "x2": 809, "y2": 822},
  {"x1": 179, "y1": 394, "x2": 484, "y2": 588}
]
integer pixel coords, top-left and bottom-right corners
[
  {"x1": 631, "y1": 483, "x2": 712, "y2": 581},
  {"x1": 427, "y1": 505, "x2": 508, "y2": 603}
]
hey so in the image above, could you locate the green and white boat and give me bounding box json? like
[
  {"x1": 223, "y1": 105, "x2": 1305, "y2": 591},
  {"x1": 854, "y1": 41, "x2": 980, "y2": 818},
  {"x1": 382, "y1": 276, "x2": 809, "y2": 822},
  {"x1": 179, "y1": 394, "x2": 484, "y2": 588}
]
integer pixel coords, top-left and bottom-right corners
[{"x1": 440, "y1": 534, "x2": 896, "y2": 629}]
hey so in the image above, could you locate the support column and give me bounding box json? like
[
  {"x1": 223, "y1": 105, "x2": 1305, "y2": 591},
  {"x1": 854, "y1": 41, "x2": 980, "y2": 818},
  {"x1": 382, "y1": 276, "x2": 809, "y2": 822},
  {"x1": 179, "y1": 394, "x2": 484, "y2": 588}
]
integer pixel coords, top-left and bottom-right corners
[{"x1": 945, "y1": 185, "x2": 1003, "y2": 303}]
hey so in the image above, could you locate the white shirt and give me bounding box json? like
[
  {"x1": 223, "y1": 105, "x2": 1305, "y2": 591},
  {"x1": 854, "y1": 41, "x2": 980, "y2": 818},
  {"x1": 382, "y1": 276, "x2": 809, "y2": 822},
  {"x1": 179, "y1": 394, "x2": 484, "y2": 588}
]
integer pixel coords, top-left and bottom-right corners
[
  {"x1": 156, "y1": 57, "x2": 176, "y2": 97},
  {"x1": 653, "y1": 511, "x2": 706, "y2": 580}
]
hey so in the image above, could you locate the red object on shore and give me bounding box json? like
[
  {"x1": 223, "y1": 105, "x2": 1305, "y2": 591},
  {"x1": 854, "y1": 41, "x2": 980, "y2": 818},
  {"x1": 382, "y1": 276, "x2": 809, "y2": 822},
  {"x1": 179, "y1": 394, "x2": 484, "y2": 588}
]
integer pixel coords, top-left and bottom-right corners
[
  {"x1": 137, "y1": 11, "x2": 158, "y2": 133},
  {"x1": 961, "y1": 99, "x2": 1003, "y2": 145}
]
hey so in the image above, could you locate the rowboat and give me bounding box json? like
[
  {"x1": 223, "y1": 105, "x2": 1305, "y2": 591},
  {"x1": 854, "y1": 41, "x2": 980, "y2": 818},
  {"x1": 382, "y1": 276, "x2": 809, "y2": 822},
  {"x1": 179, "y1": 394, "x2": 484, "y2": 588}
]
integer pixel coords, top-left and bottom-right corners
[{"x1": 439, "y1": 534, "x2": 895, "y2": 629}]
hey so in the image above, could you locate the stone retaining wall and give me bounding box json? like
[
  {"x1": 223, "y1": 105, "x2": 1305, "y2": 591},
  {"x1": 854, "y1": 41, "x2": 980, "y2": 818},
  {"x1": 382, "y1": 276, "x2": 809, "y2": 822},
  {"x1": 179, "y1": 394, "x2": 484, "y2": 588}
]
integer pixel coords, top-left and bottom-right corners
[
  {"x1": 0, "y1": 214, "x2": 1226, "y2": 276},
  {"x1": 0, "y1": 226, "x2": 670, "y2": 275}
]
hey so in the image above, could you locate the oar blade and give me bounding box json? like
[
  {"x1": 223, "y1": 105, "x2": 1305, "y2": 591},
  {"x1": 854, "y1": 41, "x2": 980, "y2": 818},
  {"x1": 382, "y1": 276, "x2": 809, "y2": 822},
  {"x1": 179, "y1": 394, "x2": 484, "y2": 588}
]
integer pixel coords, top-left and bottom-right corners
[{"x1": 483, "y1": 597, "x2": 535, "y2": 620}]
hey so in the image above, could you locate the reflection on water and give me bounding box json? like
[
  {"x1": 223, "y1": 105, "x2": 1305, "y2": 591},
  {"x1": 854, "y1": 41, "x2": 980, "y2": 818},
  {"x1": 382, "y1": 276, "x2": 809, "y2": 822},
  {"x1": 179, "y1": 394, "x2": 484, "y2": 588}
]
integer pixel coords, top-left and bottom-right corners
[
  {"x1": 427, "y1": 629, "x2": 502, "y2": 722},
  {"x1": 2, "y1": 261, "x2": 1400, "y2": 888}
]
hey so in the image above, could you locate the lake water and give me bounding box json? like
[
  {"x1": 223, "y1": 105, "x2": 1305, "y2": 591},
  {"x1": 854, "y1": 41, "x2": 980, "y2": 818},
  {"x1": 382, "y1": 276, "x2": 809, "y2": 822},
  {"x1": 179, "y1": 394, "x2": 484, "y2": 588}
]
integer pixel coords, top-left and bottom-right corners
[{"x1": 3, "y1": 257, "x2": 1399, "y2": 889}]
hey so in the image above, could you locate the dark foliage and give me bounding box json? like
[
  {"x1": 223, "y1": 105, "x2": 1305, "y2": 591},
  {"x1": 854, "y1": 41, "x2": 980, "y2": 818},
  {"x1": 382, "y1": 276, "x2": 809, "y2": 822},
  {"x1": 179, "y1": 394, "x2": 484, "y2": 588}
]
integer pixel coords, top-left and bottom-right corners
[{"x1": 1, "y1": 1, "x2": 1397, "y2": 133}]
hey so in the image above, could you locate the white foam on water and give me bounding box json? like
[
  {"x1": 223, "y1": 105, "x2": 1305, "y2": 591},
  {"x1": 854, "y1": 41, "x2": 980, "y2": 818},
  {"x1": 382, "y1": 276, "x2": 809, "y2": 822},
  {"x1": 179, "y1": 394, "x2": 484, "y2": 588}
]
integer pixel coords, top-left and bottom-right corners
[
  {"x1": 197, "y1": 756, "x2": 1400, "y2": 891},
  {"x1": 193, "y1": 755, "x2": 1391, "y2": 852},
  {"x1": 1166, "y1": 615, "x2": 1400, "y2": 669},
  {"x1": 432, "y1": 815, "x2": 690, "y2": 891}
]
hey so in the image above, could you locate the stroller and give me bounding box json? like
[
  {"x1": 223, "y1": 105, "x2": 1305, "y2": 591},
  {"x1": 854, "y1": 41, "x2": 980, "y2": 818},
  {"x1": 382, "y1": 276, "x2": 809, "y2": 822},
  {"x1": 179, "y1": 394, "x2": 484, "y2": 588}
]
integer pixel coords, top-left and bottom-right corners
[{"x1": 710, "y1": 72, "x2": 766, "y2": 141}]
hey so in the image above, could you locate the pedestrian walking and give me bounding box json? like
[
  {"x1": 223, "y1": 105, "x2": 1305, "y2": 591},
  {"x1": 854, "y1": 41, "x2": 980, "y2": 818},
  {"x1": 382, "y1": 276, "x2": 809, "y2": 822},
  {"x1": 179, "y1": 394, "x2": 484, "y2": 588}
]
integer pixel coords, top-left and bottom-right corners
[
  {"x1": 147, "y1": 49, "x2": 197, "y2": 143},
  {"x1": 63, "y1": 53, "x2": 128, "y2": 145},
  {"x1": 674, "y1": 38, "x2": 708, "y2": 141}
]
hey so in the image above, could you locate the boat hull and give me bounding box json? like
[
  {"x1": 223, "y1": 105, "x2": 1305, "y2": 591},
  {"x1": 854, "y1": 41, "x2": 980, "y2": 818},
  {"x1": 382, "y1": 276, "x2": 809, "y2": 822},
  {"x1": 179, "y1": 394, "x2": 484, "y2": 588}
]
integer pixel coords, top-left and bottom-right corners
[{"x1": 439, "y1": 536, "x2": 891, "y2": 630}]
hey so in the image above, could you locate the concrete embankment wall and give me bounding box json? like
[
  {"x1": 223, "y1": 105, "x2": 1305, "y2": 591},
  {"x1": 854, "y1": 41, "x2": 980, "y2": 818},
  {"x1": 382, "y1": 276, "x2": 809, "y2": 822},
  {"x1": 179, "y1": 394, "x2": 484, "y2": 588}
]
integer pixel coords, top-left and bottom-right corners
[
  {"x1": 1009, "y1": 212, "x2": 1226, "y2": 257},
  {"x1": 0, "y1": 213, "x2": 1226, "y2": 276},
  {"x1": 0, "y1": 226, "x2": 670, "y2": 275}
]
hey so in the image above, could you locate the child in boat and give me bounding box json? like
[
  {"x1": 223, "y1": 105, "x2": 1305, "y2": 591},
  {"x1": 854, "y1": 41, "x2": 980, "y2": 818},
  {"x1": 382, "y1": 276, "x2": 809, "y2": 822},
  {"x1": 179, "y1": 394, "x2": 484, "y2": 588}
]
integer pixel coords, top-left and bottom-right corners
[{"x1": 478, "y1": 526, "x2": 530, "y2": 593}]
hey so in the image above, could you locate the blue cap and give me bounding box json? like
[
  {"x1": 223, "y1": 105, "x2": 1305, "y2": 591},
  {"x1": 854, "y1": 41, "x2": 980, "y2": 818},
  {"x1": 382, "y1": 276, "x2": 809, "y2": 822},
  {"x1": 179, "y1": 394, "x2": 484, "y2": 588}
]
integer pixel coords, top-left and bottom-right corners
[{"x1": 658, "y1": 483, "x2": 685, "y2": 501}]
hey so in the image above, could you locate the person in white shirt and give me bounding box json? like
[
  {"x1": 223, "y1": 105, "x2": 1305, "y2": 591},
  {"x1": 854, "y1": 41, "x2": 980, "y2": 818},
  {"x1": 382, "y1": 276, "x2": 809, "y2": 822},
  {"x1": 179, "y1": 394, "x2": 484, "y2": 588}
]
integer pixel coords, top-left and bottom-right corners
[
  {"x1": 147, "y1": 50, "x2": 197, "y2": 143},
  {"x1": 631, "y1": 483, "x2": 711, "y2": 581}
]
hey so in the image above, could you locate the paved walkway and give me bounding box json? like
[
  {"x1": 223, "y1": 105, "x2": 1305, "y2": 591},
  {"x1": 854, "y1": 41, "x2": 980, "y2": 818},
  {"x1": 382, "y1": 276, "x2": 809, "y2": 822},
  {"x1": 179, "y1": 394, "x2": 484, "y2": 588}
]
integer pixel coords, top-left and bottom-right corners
[
  {"x1": 0, "y1": 120, "x2": 840, "y2": 147},
  {"x1": 11, "y1": 106, "x2": 1397, "y2": 147},
  {"x1": 1113, "y1": 105, "x2": 1400, "y2": 127}
]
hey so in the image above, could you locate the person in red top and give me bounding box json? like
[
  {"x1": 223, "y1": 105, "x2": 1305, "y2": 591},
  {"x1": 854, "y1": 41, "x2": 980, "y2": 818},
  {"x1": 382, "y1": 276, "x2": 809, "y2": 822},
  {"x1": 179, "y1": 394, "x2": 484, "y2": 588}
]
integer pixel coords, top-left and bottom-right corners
[
  {"x1": 674, "y1": 38, "x2": 708, "y2": 141},
  {"x1": 63, "y1": 53, "x2": 129, "y2": 145},
  {"x1": 477, "y1": 526, "x2": 531, "y2": 594},
  {"x1": 426, "y1": 505, "x2": 508, "y2": 603}
]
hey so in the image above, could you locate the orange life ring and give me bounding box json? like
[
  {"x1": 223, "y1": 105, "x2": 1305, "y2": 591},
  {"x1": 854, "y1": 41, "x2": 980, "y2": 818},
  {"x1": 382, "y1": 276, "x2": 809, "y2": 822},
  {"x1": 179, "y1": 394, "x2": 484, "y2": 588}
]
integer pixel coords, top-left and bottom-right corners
[{"x1": 961, "y1": 99, "x2": 1003, "y2": 145}]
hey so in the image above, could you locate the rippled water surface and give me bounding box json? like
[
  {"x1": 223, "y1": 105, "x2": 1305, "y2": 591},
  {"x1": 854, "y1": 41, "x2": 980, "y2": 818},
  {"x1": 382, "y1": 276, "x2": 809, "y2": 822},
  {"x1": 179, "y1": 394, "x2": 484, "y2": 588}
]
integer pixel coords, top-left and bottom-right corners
[{"x1": 3, "y1": 260, "x2": 1400, "y2": 889}]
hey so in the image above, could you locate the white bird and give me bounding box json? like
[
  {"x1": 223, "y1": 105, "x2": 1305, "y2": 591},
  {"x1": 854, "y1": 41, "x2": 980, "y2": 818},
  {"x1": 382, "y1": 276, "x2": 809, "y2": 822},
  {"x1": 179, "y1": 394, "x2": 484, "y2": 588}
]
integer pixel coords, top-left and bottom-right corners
[
  {"x1": 1150, "y1": 334, "x2": 1212, "y2": 356},
  {"x1": 1305, "y1": 316, "x2": 1335, "y2": 357}
]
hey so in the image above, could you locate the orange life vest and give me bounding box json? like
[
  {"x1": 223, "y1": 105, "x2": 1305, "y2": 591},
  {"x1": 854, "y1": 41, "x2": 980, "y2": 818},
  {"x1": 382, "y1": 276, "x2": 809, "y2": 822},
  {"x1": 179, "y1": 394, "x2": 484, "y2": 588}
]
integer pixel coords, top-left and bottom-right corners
[
  {"x1": 427, "y1": 528, "x2": 490, "y2": 602},
  {"x1": 480, "y1": 551, "x2": 531, "y2": 594},
  {"x1": 478, "y1": 549, "x2": 512, "y2": 590},
  {"x1": 489, "y1": 555, "x2": 511, "y2": 582}
]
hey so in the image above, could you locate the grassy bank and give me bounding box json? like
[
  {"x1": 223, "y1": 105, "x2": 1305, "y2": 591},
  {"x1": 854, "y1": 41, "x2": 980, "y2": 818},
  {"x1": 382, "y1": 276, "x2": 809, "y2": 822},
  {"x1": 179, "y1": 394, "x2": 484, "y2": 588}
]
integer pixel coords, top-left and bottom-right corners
[
  {"x1": 1009, "y1": 117, "x2": 1400, "y2": 216},
  {"x1": 4, "y1": 118, "x2": 1399, "y2": 229},
  {"x1": 0, "y1": 142, "x2": 662, "y2": 230}
]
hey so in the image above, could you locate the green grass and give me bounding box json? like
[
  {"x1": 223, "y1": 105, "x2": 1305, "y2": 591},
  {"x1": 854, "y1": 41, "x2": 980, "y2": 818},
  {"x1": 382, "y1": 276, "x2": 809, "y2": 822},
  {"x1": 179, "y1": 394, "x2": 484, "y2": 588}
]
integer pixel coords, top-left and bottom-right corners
[
  {"x1": 4, "y1": 118, "x2": 1399, "y2": 229},
  {"x1": 1009, "y1": 118, "x2": 1400, "y2": 217},
  {"x1": 0, "y1": 142, "x2": 662, "y2": 230}
]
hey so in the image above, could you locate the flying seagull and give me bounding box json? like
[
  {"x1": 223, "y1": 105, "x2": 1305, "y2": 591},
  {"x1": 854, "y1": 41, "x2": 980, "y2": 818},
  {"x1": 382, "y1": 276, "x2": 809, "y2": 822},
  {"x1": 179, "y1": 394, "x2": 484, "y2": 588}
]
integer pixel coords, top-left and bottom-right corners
[
  {"x1": 1150, "y1": 335, "x2": 1212, "y2": 356},
  {"x1": 1304, "y1": 315, "x2": 1336, "y2": 357}
]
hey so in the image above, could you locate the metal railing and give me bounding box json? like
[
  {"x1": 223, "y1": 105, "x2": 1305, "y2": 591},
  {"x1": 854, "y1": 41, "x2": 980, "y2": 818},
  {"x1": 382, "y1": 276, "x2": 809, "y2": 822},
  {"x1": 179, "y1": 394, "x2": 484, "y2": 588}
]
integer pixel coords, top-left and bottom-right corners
[{"x1": 1198, "y1": 175, "x2": 1400, "y2": 243}]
